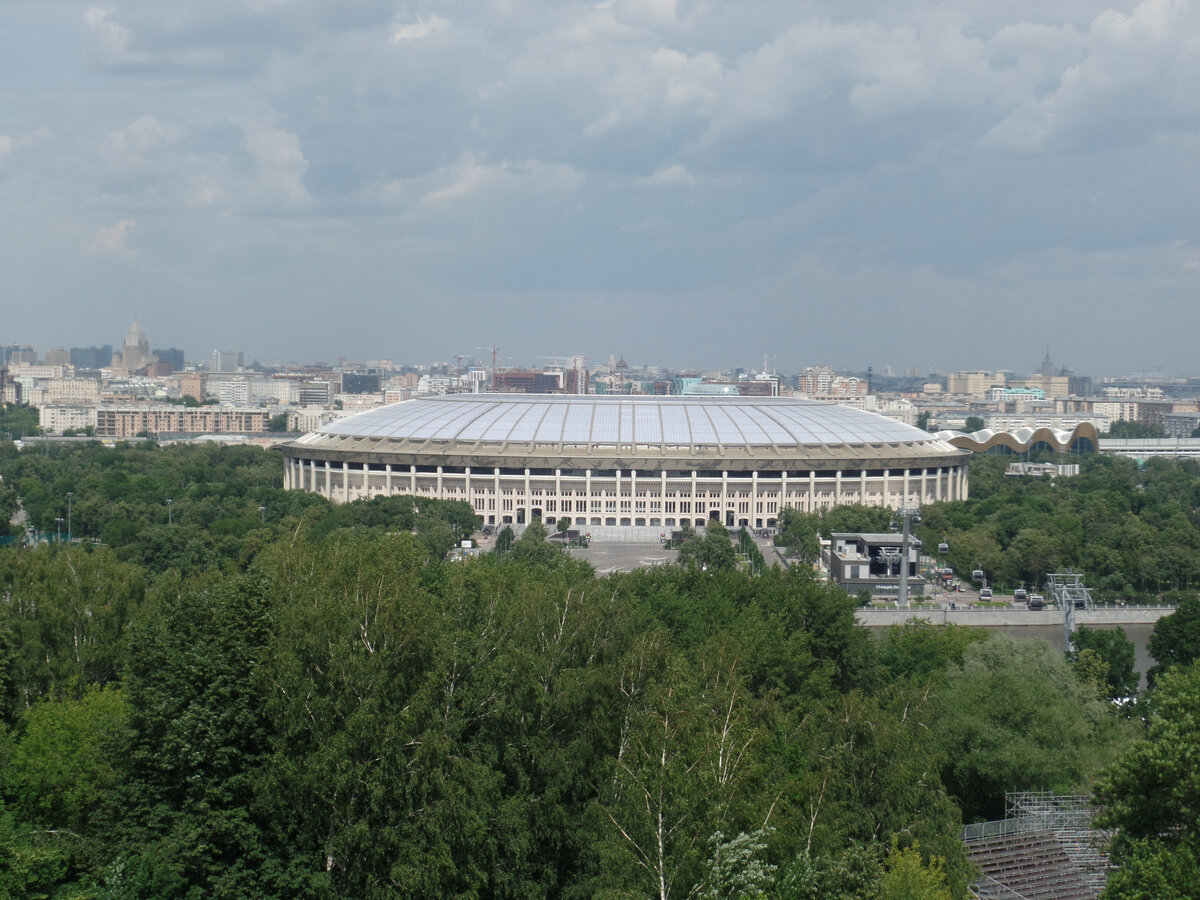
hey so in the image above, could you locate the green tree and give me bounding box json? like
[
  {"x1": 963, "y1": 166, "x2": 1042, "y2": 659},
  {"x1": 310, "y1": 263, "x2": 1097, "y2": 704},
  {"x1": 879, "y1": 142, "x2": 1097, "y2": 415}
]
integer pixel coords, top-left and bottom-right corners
[
  {"x1": 963, "y1": 416, "x2": 984, "y2": 434},
  {"x1": 1095, "y1": 662, "x2": 1200, "y2": 899},
  {"x1": 495, "y1": 525, "x2": 515, "y2": 556},
  {"x1": 774, "y1": 508, "x2": 820, "y2": 563},
  {"x1": 678, "y1": 520, "x2": 737, "y2": 573},
  {"x1": 267, "y1": 413, "x2": 289, "y2": 432},
  {"x1": 111, "y1": 573, "x2": 282, "y2": 898},
  {"x1": 934, "y1": 634, "x2": 1123, "y2": 821},
  {"x1": 878, "y1": 839, "x2": 953, "y2": 900},
  {"x1": 1071, "y1": 626, "x2": 1139, "y2": 699},
  {"x1": 7, "y1": 685, "x2": 129, "y2": 833},
  {"x1": 1148, "y1": 598, "x2": 1200, "y2": 686}
]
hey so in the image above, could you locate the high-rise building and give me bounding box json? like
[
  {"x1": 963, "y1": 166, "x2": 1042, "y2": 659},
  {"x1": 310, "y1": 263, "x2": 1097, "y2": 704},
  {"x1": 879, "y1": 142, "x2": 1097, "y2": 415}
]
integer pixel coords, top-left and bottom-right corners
[
  {"x1": 70, "y1": 345, "x2": 114, "y2": 369},
  {"x1": 153, "y1": 347, "x2": 185, "y2": 373},
  {"x1": 210, "y1": 349, "x2": 245, "y2": 372},
  {"x1": 123, "y1": 321, "x2": 150, "y2": 371}
]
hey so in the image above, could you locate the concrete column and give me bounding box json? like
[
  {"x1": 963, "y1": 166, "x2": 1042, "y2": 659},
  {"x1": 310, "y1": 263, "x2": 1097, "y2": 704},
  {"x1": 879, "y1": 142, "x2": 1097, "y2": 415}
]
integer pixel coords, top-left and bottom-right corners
[
  {"x1": 919, "y1": 468, "x2": 928, "y2": 504},
  {"x1": 465, "y1": 467, "x2": 472, "y2": 507},
  {"x1": 437, "y1": 466, "x2": 444, "y2": 499},
  {"x1": 903, "y1": 468, "x2": 910, "y2": 506},
  {"x1": 721, "y1": 471, "x2": 728, "y2": 520},
  {"x1": 808, "y1": 470, "x2": 816, "y2": 511},
  {"x1": 691, "y1": 471, "x2": 698, "y2": 521},
  {"x1": 343, "y1": 461, "x2": 350, "y2": 503},
  {"x1": 781, "y1": 470, "x2": 788, "y2": 509},
  {"x1": 860, "y1": 469, "x2": 867, "y2": 505},
  {"x1": 834, "y1": 470, "x2": 842, "y2": 505},
  {"x1": 410, "y1": 465, "x2": 417, "y2": 495},
  {"x1": 751, "y1": 470, "x2": 758, "y2": 524},
  {"x1": 386, "y1": 463, "x2": 393, "y2": 495},
  {"x1": 324, "y1": 460, "x2": 332, "y2": 500},
  {"x1": 883, "y1": 468, "x2": 890, "y2": 506}
]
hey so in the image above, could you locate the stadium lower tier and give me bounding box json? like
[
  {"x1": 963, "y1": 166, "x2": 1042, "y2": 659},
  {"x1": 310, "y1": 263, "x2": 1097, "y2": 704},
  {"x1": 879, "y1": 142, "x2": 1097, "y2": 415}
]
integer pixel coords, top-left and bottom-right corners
[{"x1": 282, "y1": 458, "x2": 968, "y2": 529}]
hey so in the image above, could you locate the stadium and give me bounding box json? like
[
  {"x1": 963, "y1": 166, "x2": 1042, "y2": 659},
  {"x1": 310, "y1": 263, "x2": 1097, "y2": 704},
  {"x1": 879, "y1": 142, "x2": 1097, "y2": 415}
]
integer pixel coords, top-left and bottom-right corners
[{"x1": 280, "y1": 394, "x2": 971, "y2": 532}]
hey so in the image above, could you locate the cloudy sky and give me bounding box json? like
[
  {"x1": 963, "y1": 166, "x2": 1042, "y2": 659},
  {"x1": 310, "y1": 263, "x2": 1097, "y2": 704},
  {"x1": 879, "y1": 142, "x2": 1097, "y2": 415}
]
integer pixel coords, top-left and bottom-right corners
[{"x1": 2, "y1": 0, "x2": 1198, "y2": 375}]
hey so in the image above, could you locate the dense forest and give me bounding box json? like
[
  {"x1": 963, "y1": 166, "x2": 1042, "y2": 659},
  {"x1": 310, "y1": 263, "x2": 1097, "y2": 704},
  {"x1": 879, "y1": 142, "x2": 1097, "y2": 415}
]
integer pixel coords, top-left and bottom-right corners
[{"x1": 1, "y1": 440, "x2": 1199, "y2": 898}]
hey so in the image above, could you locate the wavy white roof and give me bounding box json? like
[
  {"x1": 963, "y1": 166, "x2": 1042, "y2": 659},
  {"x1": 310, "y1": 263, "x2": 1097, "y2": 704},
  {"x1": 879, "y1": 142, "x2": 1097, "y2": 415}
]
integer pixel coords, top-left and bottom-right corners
[{"x1": 306, "y1": 394, "x2": 940, "y2": 452}]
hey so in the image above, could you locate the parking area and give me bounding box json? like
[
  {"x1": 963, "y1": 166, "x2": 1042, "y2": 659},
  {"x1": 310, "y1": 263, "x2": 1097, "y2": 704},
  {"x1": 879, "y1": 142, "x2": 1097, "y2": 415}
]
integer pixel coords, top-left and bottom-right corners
[{"x1": 567, "y1": 540, "x2": 677, "y2": 574}]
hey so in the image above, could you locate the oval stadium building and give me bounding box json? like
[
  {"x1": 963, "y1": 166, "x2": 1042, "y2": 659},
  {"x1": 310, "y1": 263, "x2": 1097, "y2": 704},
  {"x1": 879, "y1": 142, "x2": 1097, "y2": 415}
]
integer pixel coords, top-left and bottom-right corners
[{"x1": 280, "y1": 394, "x2": 970, "y2": 531}]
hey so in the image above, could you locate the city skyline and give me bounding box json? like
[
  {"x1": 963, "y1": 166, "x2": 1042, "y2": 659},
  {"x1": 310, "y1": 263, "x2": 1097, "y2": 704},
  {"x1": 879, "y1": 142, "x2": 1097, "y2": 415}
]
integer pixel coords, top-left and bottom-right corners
[{"x1": 2, "y1": 1, "x2": 1198, "y2": 373}]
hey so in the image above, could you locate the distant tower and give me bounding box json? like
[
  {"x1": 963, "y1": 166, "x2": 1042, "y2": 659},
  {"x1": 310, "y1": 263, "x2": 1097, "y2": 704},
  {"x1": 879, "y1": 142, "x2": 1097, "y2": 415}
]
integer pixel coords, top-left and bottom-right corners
[
  {"x1": 1039, "y1": 348, "x2": 1054, "y2": 378},
  {"x1": 123, "y1": 321, "x2": 150, "y2": 371}
]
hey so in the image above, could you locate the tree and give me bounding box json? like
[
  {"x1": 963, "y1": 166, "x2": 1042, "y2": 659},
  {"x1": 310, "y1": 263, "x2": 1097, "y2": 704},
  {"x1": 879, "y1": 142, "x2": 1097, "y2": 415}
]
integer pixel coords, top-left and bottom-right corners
[
  {"x1": 963, "y1": 416, "x2": 984, "y2": 434},
  {"x1": 774, "y1": 508, "x2": 820, "y2": 563},
  {"x1": 1095, "y1": 662, "x2": 1200, "y2": 899},
  {"x1": 934, "y1": 634, "x2": 1123, "y2": 821},
  {"x1": 494, "y1": 525, "x2": 515, "y2": 556},
  {"x1": 678, "y1": 520, "x2": 737, "y2": 573},
  {"x1": 1105, "y1": 421, "x2": 1164, "y2": 439},
  {"x1": 1071, "y1": 626, "x2": 1139, "y2": 699},
  {"x1": 1148, "y1": 598, "x2": 1200, "y2": 686},
  {"x1": 267, "y1": 413, "x2": 289, "y2": 432},
  {"x1": 6, "y1": 685, "x2": 129, "y2": 832},
  {"x1": 112, "y1": 573, "x2": 281, "y2": 897},
  {"x1": 916, "y1": 411, "x2": 933, "y2": 432}
]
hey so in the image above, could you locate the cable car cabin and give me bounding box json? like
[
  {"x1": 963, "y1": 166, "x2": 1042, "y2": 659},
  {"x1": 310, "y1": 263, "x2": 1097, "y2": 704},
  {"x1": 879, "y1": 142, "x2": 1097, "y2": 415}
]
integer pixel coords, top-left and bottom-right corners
[
  {"x1": 937, "y1": 542, "x2": 949, "y2": 554},
  {"x1": 1013, "y1": 588, "x2": 1028, "y2": 602},
  {"x1": 979, "y1": 587, "x2": 993, "y2": 600},
  {"x1": 971, "y1": 569, "x2": 985, "y2": 581}
]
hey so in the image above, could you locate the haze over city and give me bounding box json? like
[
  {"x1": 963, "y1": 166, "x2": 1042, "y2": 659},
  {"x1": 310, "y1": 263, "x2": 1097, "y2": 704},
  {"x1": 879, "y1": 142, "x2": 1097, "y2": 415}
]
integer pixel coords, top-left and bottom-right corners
[{"x1": 2, "y1": 0, "x2": 1198, "y2": 373}]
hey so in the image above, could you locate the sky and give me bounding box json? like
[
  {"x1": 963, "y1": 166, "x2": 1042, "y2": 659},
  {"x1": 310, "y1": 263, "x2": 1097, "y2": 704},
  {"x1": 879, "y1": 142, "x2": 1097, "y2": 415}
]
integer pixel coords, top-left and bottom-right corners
[{"x1": 1, "y1": 0, "x2": 1198, "y2": 376}]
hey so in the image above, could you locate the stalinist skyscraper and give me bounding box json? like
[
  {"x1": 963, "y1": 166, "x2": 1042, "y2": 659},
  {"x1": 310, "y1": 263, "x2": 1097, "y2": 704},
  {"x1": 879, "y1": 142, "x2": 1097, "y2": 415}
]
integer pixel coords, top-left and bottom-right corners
[{"x1": 123, "y1": 321, "x2": 150, "y2": 371}]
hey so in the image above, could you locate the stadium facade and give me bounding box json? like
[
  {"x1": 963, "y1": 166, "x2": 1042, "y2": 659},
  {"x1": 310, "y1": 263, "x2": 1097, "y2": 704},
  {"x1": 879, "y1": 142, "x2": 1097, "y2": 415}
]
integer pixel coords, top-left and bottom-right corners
[{"x1": 280, "y1": 395, "x2": 971, "y2": 529}]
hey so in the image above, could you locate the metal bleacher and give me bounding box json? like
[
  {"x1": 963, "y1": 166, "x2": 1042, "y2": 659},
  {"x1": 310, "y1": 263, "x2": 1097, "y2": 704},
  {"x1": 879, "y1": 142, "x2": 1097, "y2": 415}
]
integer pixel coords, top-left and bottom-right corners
[{"x1": 962, "y1": 792, "x2": 1110, "y2": 900}]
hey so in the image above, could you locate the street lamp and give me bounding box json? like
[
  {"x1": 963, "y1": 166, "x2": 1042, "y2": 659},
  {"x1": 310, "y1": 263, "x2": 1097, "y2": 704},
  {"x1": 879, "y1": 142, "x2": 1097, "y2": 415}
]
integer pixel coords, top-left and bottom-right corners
[
  {"x1": 66, "y1": 492, "x2": 73, "y2": 542},
  {"x1": 166, "y1": 498, "x2": 173, "y2": 526},
  {"x1": 55, "y1": 517, "x2": 64, "y2": 544},
  {"x1": 258, "y1": 506, "x2": 267, "y2": 524}
]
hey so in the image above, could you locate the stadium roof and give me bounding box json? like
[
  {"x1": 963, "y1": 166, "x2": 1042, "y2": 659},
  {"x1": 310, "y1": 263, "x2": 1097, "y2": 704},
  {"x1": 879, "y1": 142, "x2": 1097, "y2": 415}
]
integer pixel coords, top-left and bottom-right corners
[{"x1": 304, "y1": 394, "x2": 939, "y2": 454}]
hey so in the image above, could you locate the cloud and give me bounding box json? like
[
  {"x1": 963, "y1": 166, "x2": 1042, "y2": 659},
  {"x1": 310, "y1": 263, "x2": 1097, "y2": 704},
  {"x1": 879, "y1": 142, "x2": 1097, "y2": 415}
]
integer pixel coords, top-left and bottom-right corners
[
  {"x1": 643, "y1": 163, "x2": 694, "y2": 185},
  {"x1": 390, "y1": 14, "x2": 450, "y2": 43},
  {"x1": 86, "y1": 219, "x2": 136, "y2": 254},
  {"x1": 983, "y1": 0, "x2": 1200, "y2": 152}
]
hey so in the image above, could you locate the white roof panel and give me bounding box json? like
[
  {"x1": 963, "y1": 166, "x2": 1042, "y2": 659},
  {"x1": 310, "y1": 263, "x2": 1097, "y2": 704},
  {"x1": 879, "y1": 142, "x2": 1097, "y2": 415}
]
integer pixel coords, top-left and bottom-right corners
[{"x1": 315, "y1": 394, "x2": 941, "y2": 451}]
